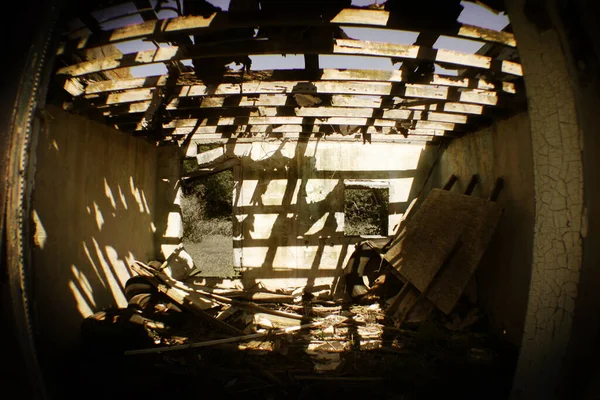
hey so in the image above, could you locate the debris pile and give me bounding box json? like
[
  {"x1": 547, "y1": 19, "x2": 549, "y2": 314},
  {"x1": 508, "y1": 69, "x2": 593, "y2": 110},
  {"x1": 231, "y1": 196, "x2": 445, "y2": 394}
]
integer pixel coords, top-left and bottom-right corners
[{"x1": 81, "y1": 185, "x2": 515, "y2": 398}]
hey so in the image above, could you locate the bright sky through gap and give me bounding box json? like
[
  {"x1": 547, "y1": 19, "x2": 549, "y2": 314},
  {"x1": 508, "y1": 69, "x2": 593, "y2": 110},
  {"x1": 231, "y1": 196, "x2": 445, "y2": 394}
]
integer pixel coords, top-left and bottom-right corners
[{"x1": 104, "y1": 0, "x2": 509, "y2": 77}]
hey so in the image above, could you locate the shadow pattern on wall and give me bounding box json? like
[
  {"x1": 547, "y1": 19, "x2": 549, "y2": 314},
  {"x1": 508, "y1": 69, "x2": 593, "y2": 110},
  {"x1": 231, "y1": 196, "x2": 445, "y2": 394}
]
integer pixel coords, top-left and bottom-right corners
[
  {"x1": 29, "y1": 106, "x2": 157, "y2": 394},
  {"x1": 231, "y1": 138, "x2": 438, "y2": 292}
]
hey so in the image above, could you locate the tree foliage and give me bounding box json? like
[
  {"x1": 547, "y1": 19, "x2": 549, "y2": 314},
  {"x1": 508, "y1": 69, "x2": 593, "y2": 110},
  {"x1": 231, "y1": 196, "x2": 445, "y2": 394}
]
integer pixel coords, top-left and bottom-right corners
[
  {"x1": 181, "y1": 153, "x2": 233, "y2": 242},
  {"x1": 344, "y1": 188, "x2": 389, "y2": 236}
]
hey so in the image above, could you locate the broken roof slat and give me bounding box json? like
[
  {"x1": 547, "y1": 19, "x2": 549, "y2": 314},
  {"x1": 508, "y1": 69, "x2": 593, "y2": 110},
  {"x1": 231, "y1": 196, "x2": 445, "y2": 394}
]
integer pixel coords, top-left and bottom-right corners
[
  {"x1": 169, "y1": 125, "x2": 450, "y2": 138},
  {"x1": 106, "y1": 106, "x2": 470, "y2": 124},
  {"x1": 83, "y1": 70, "x2": 516, "y2": 95},
  {"x1": 156, "y1": 117, "x2": 457, "y2": 132},
  {"x1": 94, "y1": 80, "x2": 508, "y2": 108},
  {"x1": 66, "y1": 8, "x2": 516, "y2": 52},
  {"x1": 56, "y1": 39, "x2": 523, "y2": 78},
  {"x1": 97, "y1": 95, "x2": 485, "y2": 116}
]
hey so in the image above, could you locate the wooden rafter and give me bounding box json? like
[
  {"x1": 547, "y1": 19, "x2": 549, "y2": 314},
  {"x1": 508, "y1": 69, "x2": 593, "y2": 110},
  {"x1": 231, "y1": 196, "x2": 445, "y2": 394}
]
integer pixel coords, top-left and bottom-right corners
[
  {"x1": 107, "y1": 106, "x2": 470, "y2": 124},
  {"x1": 63, "y1": 8, "x2": 516, "y2": 53},
  {"x1": 80, "y1": 69, "x2": 516, "y2": 95},
  {"x1": 56, "y1": 39, "x2": 523, "y2": 78},
  {"x1": 97, "y1": 95, "x2": 486, "y2": 116}
]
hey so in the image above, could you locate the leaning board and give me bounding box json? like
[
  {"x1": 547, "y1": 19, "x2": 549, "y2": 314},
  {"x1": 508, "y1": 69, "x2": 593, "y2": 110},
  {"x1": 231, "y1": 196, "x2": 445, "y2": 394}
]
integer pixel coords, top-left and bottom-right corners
[{"x1": 384, "y1": 189, "x2": 502, "y2": 314}]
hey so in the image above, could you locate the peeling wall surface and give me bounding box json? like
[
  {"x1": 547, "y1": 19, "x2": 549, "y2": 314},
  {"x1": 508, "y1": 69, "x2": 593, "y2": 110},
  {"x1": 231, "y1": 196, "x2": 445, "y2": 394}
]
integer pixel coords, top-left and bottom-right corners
[
  {"x1": 430, "y1": 112, "x2": 535, "y2": 346},
  {"x1": 30, "y1": 106, "x2": 157, "y2": 380},
  {"x1": 506, "y1": 0, "x2": 585, "y2": 398},
  {"x1": 231, "y1": 141, "x2": 436, "y2": 291}
]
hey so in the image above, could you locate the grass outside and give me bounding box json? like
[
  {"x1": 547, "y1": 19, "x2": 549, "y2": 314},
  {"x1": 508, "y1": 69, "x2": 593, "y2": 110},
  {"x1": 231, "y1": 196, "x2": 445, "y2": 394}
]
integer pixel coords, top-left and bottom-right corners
[{"x1": 183, "y1": 235, "x2": 235, "y2": 278}]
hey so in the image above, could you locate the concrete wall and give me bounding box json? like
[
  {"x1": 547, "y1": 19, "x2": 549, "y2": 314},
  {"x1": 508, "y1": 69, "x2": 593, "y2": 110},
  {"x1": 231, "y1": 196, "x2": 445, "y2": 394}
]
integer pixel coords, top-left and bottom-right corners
[
  {"x1": 230, "y1": 140, "x2": 437, "y2": 291},
  {"x1": 30, "y1": 106, "x2": 157, "y2": 368},
  {"x1": 429, "y1": 112, "x2": 535, "y2": 346}
]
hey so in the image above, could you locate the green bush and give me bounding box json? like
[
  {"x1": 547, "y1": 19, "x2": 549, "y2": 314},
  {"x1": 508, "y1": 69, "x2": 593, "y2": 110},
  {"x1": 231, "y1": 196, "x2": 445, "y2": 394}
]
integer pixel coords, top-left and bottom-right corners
[
  {"x1": 344, "y1": 188, "x2": 389, "y2": 236},
  {"x1": 181, "y1": 155, "x2": 233, "y2": 242}
]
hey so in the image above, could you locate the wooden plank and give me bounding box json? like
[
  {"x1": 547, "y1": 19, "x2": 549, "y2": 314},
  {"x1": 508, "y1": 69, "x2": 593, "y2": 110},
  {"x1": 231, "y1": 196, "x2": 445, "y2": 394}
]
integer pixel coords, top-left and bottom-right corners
[
  {"x1": 90, "y1": 81, "x2": 505, "y2": 112},
  {"x1": 111, "y1": 106, "x2": 469, "y2": 124},
  {"x1": 99, "y1": 95, "x2": 485, "y2": 118},
  {"x1": 168, "y1": 125, "x2": 448, "y2": 136},
  {"x1": 96, "y1": 81, "x2": 501, "y2": 106},
  {"x1": 69, "y1": 8, "x2": 516, "y2": 52},
  {"x1": 384, "y1": 189, "x2": 471, "y2": 292},
  {"x1": 100, "y1": 96, "x2": 485, "y2": 117},
  {"x1": 383, "y1": 189, "x2": 502, "y2": 315},
  {"x1": 170, "y1": 126, "x2": 450, "y2": 138},
  {"x1": 56, "y1": 39, "x2": 523, "y2": 78},
  {"x1": 182, "y1": 134, "x2": 441, "y2": 145},
  {"x1": 84, "y1": 70, "x2": 516, "y2": 95},
  {"x1": 157, "y1": 117, "x2": 457, "y2": 131},
  {"x1": 425, "y1": 195, "x2": 502, "y2": 314}
]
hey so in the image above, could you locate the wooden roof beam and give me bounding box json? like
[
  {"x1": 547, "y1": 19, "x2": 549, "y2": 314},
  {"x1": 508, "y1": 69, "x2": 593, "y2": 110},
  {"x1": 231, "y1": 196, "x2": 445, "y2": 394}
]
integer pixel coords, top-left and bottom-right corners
[
  {"x1": 56, "y1": 39, "x2": 523, "y2": 78},
  {"x1": 95, "y1": 95, "x2": 486, "y2": 116},
  {"x1": 105, "y1": 105, "x2": 471, "y2": 124},
  {"x1": 85, "y1": 81, "x2": 512, "y2": 110},
  {"x1": 62, "y1": 8, "x2": 516, "y2": 53}
]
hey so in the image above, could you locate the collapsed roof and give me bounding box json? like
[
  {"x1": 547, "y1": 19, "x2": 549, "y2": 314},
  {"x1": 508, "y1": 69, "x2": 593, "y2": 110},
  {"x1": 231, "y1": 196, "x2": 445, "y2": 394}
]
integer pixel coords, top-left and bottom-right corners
[{"x1": 52, "y1": 0, "x2": 524, "y2": 147}]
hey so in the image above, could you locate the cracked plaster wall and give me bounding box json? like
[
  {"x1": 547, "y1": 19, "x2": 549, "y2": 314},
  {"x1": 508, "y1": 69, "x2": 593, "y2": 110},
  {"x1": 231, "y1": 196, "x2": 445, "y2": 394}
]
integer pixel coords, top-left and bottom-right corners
[{"x1": 506, "y1": 0, "x2": 585, "y2": 398}]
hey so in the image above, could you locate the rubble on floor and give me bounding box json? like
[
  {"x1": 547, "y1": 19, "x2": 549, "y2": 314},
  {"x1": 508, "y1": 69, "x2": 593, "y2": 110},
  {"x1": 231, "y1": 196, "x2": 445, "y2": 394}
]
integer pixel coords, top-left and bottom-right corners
[{"x1": 80, "y1": 186, "x2": 516, "y2": 399}]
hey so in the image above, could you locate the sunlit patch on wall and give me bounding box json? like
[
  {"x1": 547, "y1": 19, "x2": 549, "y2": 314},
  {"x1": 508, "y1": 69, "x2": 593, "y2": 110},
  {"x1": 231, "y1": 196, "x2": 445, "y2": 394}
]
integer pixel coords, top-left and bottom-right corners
[
  {"x1": 93, "y1": 202, "x2": 104, "y2": 231},
  {"x1": 130, "y1": 176, "x2": 145, "y2": 213},
  {"x1": 140, "y1": 189, "x2": 151, "y2": 214},
  {"x1": 104, "y1": 178, "x2": 117, "y2": 210},
  {"x1": 83, "y1": 241, "x2": 107, "y2": 289},
  {"x1": 92, "y1": 238, "x2": 128, "y2": 307},
  {"x1": 105, "y1": 245, "x2": 133, "y2": 285},
  {"x1": 69, "y1": 280, "x2": 94, "y2": 317},
  {"x1": 71, "y1": 265, "x2": 96, "y2": 308},
  {"x1": 32, "y1": 209, "x2": 47, "y2": 249},
  {"x1": 304, "y1": 212, "x2": 330, "y2": 236},
  {"x1": 118, "y1": 184, "x2": 128, "y2": 209}
]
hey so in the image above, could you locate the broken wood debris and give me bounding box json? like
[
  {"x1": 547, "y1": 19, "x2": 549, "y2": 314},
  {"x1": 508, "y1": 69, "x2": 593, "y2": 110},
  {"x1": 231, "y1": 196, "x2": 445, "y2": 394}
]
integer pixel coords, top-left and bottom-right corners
[{"x1": 84, "y1": 181, "x2": 505, "y2": 381}]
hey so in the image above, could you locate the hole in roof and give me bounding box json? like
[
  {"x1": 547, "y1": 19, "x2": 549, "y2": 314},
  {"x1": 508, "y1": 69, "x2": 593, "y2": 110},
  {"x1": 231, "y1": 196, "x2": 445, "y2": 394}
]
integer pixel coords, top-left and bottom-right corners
[
  {"x1": 320, "y1": 55, "x2": 394, "y2": 70},
  {"x1": 129, "y1": 64, "x2": 168, "y2": 78},
  {"x1": 249, "y1": 55, "x2": 304, "y2": 70},
  {"x1": 433, "y1": 36, "x2": 484, "y2": 54},
  {"x1": 341, "y1": 27, "x2": 419, "y2": 45},
  {"x1": 114, "y1": 39, "x2": 162, "y2": 55},
  {"x1": 434, "y1": 64, "x2": 459, "y2": 76},
  {"x1": 225, "y1": 62, "x2": 246, "y2": 71},
  {"x1": 350, "y1": 0, "x2": 382, "y2": 6},
  {"x1": 458, "y1": 1, "x2": 510, "y2": 31},
  {"x1": 100, "y1": 13, "x2": 145, "y2": 31}
]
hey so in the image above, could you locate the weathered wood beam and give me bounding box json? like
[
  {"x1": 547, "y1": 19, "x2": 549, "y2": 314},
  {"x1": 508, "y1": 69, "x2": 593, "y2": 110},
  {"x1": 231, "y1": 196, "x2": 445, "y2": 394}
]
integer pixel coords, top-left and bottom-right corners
[
  {"x1": 64, "y1": 8, "x2": 516, "y2": 53},
  {"x1": 56, "y1": 39, "x2": 522, "y2": 78},
  {"x1": 155, "y1": 116, "x2": 459, "y2": 132},
  {"x1": 108, "y1": 105, "x2": 470, "y2": 124},
  {"x1": 161, "y1": 125, "x2": 449, "y2": 137},
  {"x1": 181, "y1": 135, "x2": 443, "y2": 146},
  {"x1": 98, "y1": 95, "x2": 485, "y2": 116},
  {"x1": 86, "y1": 81, "x2": 509, "y2": 113},
  {"x1": 83, "y1": 69, "x2": 516, "y2": 95}
]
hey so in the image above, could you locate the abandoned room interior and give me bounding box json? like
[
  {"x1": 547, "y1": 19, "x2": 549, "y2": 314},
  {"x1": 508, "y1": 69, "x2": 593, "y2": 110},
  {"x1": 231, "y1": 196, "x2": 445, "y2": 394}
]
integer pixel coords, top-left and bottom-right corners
[{"x1": 3, "y1": 0, "x2": 600, "y2": 399}]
